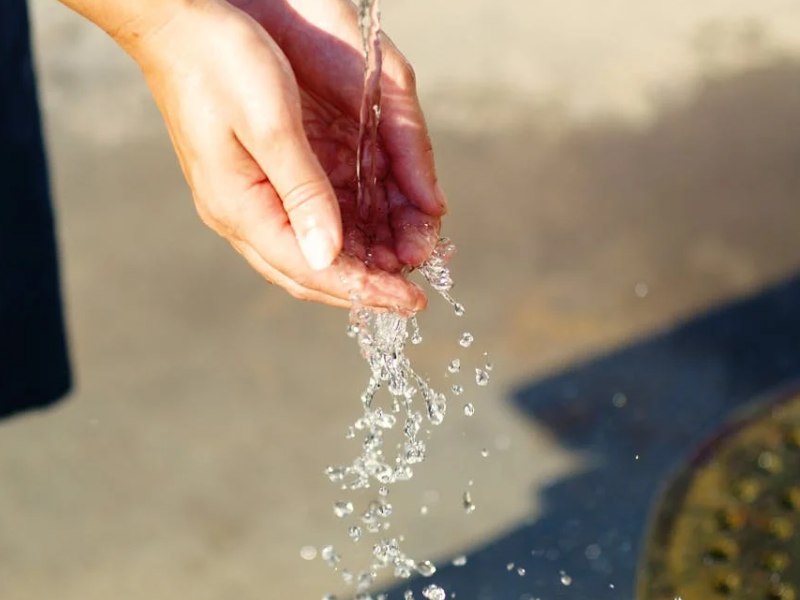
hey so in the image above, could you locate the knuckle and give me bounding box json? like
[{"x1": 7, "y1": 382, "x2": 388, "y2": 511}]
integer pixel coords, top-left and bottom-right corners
[
  {"x1": 281, "y1": 179, "x2": 330, "y2": 215},
  {"x1": 397, "y1": 60, "x2": 417, "y2": 90}
]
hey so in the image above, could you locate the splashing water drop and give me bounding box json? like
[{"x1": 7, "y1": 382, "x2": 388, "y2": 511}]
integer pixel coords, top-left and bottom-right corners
[
  {"x1": 321, "y1": 545, "x2": 341, "y2": 567},
  {"x1": 481, "y1": 448, "x2": 490, "y2": 458},
  {"x1": 410, "y1": 316, "x2": 422, "y2": 345},
  {"x1": 357, "y1": 571, "x2": 375, "y2": 591},
  {"x1": 452, "y1": 555, "x2": 468, "y2": 567},
  {"x1": 404, "y1": 591, "x2": 415, "y2": 600},
  {"x1": 423, "y1": 585, "x2": 447, "y2": 600},
  {"x1": 300, "y1": 546, "x2": 317, "y2": 560},
  {"x1": 325, "y1": 466, "x2": 346, "y2": 483},
  {"x1": 463, "y1": 490, "x2": 476, "y2": 514},
  {"x1": 452, "y1": 384, "x2": 464, "y2": 396},
  {"x1": 349, "y1": 526, "x2": 363, "y2": 542},
  {"x1": 323, "y1": 595, "x2": 337, "y2": 600},
  {"x1": 416, "y1": 560, "x2": 437, "y2": 577},
  {"x1": 320, "y1": 0, "x2": 494, "y2": 591},
  {"x1": 560, "y1": 571, "x2": 573, "y2": 586},
  {"x1": 475, "y1": 368, "x2": 489, "y2": 386},
  {"x1": 334, "y1": 501, "x2": 355, "y2": 518},
  {"x1": 506, "y1": 562, "x2": 515, "y2": 571},
  {"x1": 420, "y1": 505, "x2": 429, "y2": 516},
  {"x1": 517, "y1": 567, "x2": 527, "y2": 576},
  {"x1": 463, "y1": 403, "x2": 475, "y2": 416}
]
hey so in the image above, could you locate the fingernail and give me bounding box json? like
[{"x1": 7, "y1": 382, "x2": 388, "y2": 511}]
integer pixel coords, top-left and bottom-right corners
[
  {"x1": 434, "y1": 184, "x2": 449, "y2": 214},
  {"x1": 299, "y1": 227, "x2": 337, "y2": 271}
]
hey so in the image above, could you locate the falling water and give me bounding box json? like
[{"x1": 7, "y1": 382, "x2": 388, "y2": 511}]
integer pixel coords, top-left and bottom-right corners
[
  {"x1": 355, "y1": 0, "x2": 383, "y2": 225},
  {"x1": 316, "y1": 0, "x2": 490, "y2": 596}
]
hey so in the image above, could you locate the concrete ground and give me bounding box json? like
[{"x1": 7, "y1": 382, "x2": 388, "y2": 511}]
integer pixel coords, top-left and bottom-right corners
[{"x1": 3, "y1": 1, "x2": 800, "y2": 599}]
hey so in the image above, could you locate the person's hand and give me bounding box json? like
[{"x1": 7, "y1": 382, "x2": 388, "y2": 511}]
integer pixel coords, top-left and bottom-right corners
[{"x1": 124, "y1": 0, "x2": 446, "y2": 311}]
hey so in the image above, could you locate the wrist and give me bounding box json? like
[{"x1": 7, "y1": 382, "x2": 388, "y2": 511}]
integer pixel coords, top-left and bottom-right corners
[{"x1": 111, "y1": 0, "x2": 218, "y2": 60}]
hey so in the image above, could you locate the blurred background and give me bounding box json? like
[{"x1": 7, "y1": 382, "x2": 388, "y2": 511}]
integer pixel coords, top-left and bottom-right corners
[{"x1": 3, "y1": 1, "x2": 800, "y2": 599}]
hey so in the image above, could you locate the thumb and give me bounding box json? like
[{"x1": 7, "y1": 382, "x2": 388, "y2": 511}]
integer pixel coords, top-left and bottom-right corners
[{"x1": 249, "y1": 124, "x2": 343, "y2": 271}]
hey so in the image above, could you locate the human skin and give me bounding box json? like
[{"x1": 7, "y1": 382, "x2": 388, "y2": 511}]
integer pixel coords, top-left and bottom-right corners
[{"x1": 56, "y1": 0, "x2": 447, "y2": 311}]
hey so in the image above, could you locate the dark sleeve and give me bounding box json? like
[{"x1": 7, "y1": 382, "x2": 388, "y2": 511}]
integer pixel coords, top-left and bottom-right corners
[{"x1": 0, "y1": 0, "x2": 72, "y2": 419}]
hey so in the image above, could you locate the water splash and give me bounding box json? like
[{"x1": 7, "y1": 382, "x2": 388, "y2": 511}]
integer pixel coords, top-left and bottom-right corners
[
  {"x1": 422, "y1": 585, "x2": 447, "y2": 600},
  {"x1": 317, "y1": 0, "x2": 487, "y2": 595}
]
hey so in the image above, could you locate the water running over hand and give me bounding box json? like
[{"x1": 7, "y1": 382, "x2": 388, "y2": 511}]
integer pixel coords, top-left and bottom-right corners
[{"x1": 317, "y1": 0, "x2": 486, "y2": 596}]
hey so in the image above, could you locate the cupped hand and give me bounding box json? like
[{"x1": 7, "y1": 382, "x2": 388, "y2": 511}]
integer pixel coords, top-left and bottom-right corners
[{"x1": 129, "y1": 0, "x2": 446, "y2": 311}]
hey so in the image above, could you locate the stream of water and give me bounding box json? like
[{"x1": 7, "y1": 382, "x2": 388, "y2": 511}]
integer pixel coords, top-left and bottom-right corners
[{"x1": 316, "y1": 2, "x2": 491, "y2": 598}]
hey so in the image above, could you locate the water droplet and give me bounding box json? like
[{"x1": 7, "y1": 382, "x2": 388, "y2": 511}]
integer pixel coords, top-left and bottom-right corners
[
  {"x1": 475, "y1": 368, "x2": 489, "y2": 386},
  {"x1": 560, "y1": 571, "x2": 572, "y2": 586},
  {"x1": 454, "y1": 303, "x2": 465, "y2": 317},
  {"x1": 375, "y1": 412, "x2": 397, "y2": 429},
  {"x1": 452, "y1": 555, "x2": 468, "y2": 567},
  {"x1": 422, "y1": 585, "x2": 446, "y2": 600},
  {"x1": 357, "y1": 571, "x2": 374, "y2": 591},
  {"x1": 480, "y1": 448, "x2": 490, "y2": 458},
  {"x1": 463, "y1": 403, "x2": 475, "y2": 416},
  {"x1": 323, "y1": 595, "x2": 337, "y2": 600},
  {"x1": 346, "y1": 526, "x2": 361, "y2": 542},
  {"x1": 300, "y1": 546, "x2": 317, "y2": 560},
  {"x1": 416, "y1": 560, "x2": 437, "y2": 577},
  {"x1": 378, "y1": 486, "x2": 389, "y2": 497},
  {"x1": 334, "y1": 501, "x2": 354, "y2": 518},
  {"x1": 321, "y1": 545, "x2": 340, "y2": 567},
  {"x1": 452, "y1": 384, "x2": 464, "y2": 396},
  {"x1": 612, "y1": 393, "x2": 627, "y2": 408},
  {"x1": 635, "y1": 282, "x2": 649, "y2": 298},
  {"x1": 345, "y1": 427, "x2": 356, "y2": 440},
  {"x1": 463, "y1": 491, "x2": 476, "y2": 514},
  {"x1": 341, "y1": 569, "x2": 354, "y2": 585},
  {"x1": 459, "y1": 332, "x2": 474, "y2": 348},
  {"x1": 447, "y1": 359, "x2": 461, "y2": 374},
  {"x1": 347, "y1": 324, "x2": 360, "y2": 338},
  {"x1": 404, "y1": 591, "x2": 414, "y2": 600},
  {"x1": 517, "y1": 567, "x2": 526, "y2": 576},
  {"x1": 410, "y1": 315, "x2": 422, "y2": 344},
  {"x1": 506, "y1": 562, "x2": 515, "y2": 571},
  {"x1": 420, "y1": 505, "x2": 429, "y2": 516},
  {"x1": 325, "y1": 466, "x2": 347, "y2": 483}
]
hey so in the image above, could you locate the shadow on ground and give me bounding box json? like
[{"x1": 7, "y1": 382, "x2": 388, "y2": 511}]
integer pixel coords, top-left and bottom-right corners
[
  {"x1": 380, "y1": 57, "x2": 800, "y2": 600},
  {"x1": 404, "y1": 275, "x2": 800, "y2": 600}
]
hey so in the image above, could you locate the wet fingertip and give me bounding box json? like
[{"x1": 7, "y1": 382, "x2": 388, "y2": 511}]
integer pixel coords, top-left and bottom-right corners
[
  {"x1": 371, "y1": 245, "x2": 402, "y2": 272},
  {"x1": 411, "y1": 283, "x2": 428, "y2": 312},
  {"x1": 397, "y1": 234, "x2": 436, "y2": 266}
]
